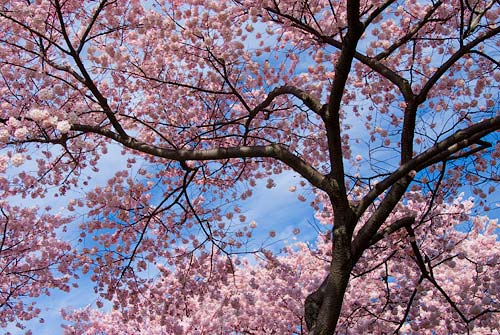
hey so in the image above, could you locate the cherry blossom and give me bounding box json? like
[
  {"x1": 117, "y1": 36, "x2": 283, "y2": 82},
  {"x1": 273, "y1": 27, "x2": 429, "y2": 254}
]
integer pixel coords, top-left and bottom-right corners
[
  {"x1": 56, "y1": 120, "x2": 72, "y2": 134},
  {"x1": 0, "y1": 203, "x2": 75, "y2": 332},
  {"x1": 0, "y1": 0, "x2": 498, "y2": 333},
  {"x1": 62, "y1": 197, "x2": 500, "y2": 334},
  {"x1": 10, "y1": 153, "x2": 24, "y2": 167}
]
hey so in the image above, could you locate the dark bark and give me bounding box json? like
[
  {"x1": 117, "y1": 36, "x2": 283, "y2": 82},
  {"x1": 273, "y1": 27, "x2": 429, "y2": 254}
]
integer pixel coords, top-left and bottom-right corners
[{"x1": 305, "y1": 204, "x2": 356, "y2": 334}]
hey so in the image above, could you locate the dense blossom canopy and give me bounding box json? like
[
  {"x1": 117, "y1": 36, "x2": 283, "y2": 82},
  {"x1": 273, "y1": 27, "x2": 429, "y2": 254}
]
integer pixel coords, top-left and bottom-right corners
[
  {"x1": 62, "y1": 196, "x2": 500, "y2": 334},
  {"x1": 0, "y1": 0, "x2": 499, "y2": 334}
]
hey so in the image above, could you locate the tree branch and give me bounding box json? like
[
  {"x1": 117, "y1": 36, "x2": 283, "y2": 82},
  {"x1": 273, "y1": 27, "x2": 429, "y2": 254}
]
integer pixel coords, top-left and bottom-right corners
[
  {"x1": 366, "y1": 216, "x2": 416, "y2": 250},
  {"x1": 357, "y1": 116, "x2": 500, "y2": 217},
  {"x1": 418, "y1": 25, "x2": 500, "y2": 102},
  {"x1": 374, "y1": 1, "x2": 443, "y2": 61},
  {"x1": 324, "y1": 0, "x2": 364, "y2": 205},
  {"x1": 53, "y1": 0, "x2": 129, "y2": 139},
  {"x1": 252, "y1": 85, "x2": 325, "y2": 116},
  {"x1": 362, "y1": 0, "x2": 397, "y2": 28},
  {"x1": 70, "y1": 124, "x2": 329, "y2": 192},
  {"x1": 352, "y1": 117, "x2": 498, "y2": 258}
]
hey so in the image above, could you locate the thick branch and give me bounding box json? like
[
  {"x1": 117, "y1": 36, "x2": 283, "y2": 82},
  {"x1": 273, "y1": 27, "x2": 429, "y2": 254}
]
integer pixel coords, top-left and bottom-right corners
[
  {"x1": 263, "y1": 7, "x2": 414, "y2": 102},
  {"x1": 400, "y1": 102, "x2": 418, "y2": 164},
  {"x1": 469, "y1": 49, "x2": 500, "y2": 67},
  {"x1": 357, "y1": 115, "x2": 500, "y2": 217},
  {"x1": 71, "y1": 124, "x2": 329, "y2": 192},
  {"x1": 0, "y1": 209, "x2": 8, "y2": 255},
  {"x1": 396, "y1": 25, "x2": 500, "y2": 166},
  {"x1": 324, "y1": 0, "x2": 364, "y2": 206},
  {"x1": 352, "y1": 117, "x2": 500, "y2": 259},
  {"x1": 368, "y1": 3, "x2": 446, "y2": 164},
  {"x1": 352, "y1": 176, "x2": 412, "y2": 261}
]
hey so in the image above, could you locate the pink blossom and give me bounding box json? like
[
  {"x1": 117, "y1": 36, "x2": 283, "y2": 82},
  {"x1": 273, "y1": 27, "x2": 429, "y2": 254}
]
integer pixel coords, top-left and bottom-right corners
[
  {"x1": 0, "y1": 128, "x2": 9, "y2": 142},
  {"x1": 0, "y1": 1, "x2": 497, "y2": 334},
  {"x1": 10, "y1": 153, "x2": 24, "y2": 167},
  {"x1": 266, "y1": 178, "x2": 276, "y2": 189},
  {"x1": 0, "y1": 156, "x2": 8, "y2": 172},
  {"x1": 14, "y1": 127, "x2": 28, "y2": 140},
  {"x1": 28, "y1": 108, "x2": 50, "y2": 122}
]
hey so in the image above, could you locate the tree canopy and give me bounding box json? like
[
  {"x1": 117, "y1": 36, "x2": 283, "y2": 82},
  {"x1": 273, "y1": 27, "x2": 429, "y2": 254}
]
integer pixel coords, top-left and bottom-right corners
[{"x1": 0, "y1": 0, "x2": 499, "y2": 334}]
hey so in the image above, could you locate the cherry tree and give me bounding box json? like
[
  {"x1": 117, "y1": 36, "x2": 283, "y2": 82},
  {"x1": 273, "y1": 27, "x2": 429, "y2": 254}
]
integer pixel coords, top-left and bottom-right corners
[{"x1": 0, "y1": 0, "x2": 499, "y2": 334}]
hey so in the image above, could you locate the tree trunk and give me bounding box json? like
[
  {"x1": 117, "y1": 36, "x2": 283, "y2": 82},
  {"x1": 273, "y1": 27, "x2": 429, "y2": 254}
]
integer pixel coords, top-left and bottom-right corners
[{"x1": 305, "y1": 208, "x2": 356, "y2": 334}]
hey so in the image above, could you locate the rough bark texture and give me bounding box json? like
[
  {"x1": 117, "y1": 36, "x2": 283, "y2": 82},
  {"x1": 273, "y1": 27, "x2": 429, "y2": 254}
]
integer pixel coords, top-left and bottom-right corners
[{"x1": 306, "y1": 205, "x2": 356, "y2": 334}]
